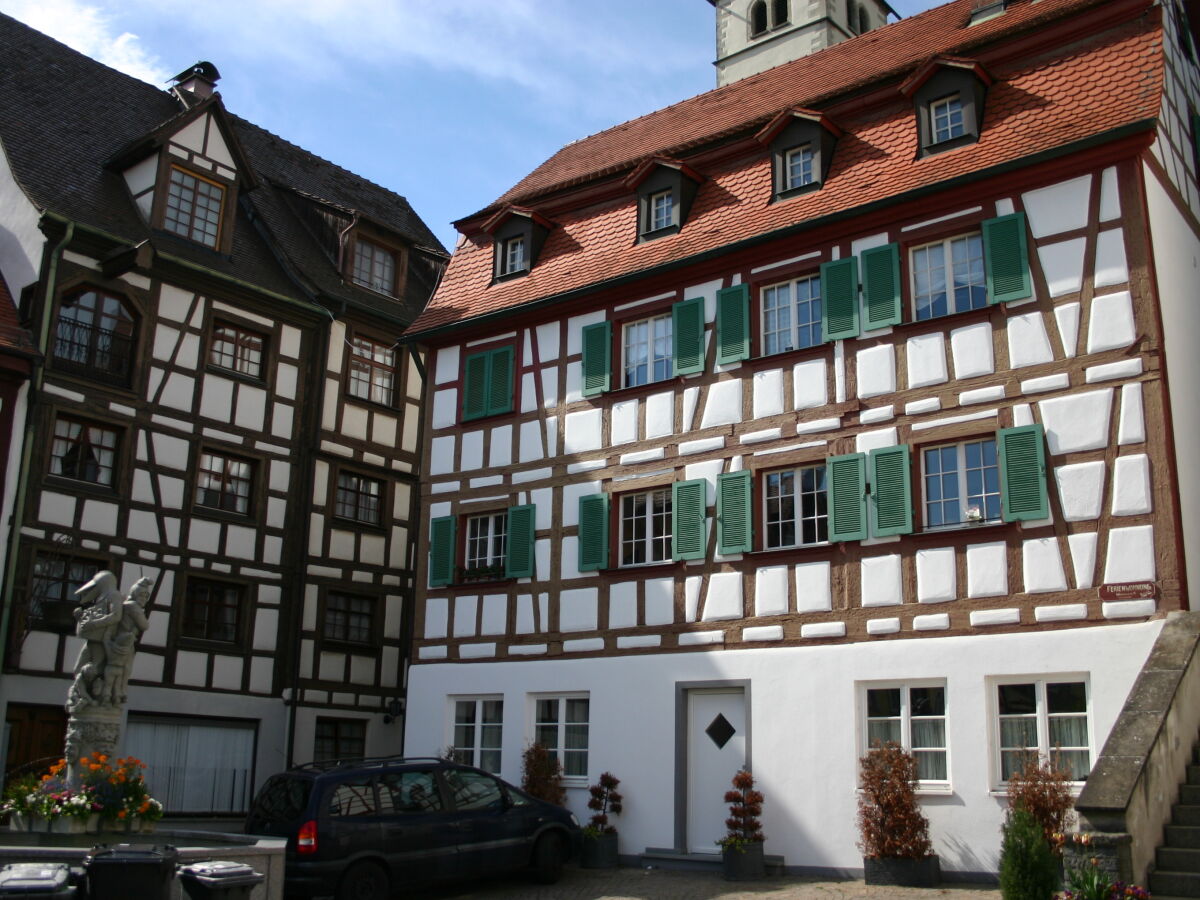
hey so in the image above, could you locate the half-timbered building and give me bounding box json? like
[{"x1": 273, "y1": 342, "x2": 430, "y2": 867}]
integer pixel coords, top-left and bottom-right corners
[
  {"x1": 403, "y1": 0, "x2": 1200, "y2": 878},
  {"x1": 0, "y1": 15, "x2": 445, "y2": 812}
]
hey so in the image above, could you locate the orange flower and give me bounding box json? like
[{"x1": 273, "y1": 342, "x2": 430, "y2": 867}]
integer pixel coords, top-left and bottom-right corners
[
  {"x1": 88, "y1": 764, "x2": 100, "y2": 771},
  {"x1": 116, "y1": 810, "x2": 126, "y2": 819},
  {"x1": 97, "y1": 755, "x2": 108, "y2": 763}
]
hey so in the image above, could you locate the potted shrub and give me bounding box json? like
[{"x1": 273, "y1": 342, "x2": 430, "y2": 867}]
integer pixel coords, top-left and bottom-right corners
[
  {"x1": 717, "y1": 769, "x2": 765, "y2": 881},
  {"x1": 1000, "y1": 807, "x2": 1058, "y2": 899},
  {"x1": 580, "y1": 772, "x2": 622, "y2": 869},
  {"x1": 857, "y1": 742, "x2": 939, "y2": 887},
  {"x1": 521, "y1": 743, "x2": 565, "y2": 806}
]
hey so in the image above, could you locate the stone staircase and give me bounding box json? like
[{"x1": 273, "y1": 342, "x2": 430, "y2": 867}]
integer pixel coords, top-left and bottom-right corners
[{"x1": 1150, "y1": 743, "x2": 1200, "y2": 898}]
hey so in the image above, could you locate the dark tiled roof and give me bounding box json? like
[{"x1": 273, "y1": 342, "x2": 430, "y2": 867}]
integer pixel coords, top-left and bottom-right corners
[
  {"x1": 0, "y1": 12, "x2": 445, "y2": 326},
  {"x1": 410, "y1": 0, "x2": 1161, "y2": 335}
]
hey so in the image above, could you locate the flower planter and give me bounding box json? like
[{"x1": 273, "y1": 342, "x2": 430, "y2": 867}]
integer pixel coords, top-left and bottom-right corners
[
  {"x1": 722, "y1": 841, "x2": 766, "y2": 881},
  {"x1": 863, "y1": 854, "x2": 941, "y2": 887},
  {"x1": 48, "y1": 815, "x2": 91, "y2": 835},
  {"x1": 580, "y1": 832, "x2": 619, "y2": 869}
]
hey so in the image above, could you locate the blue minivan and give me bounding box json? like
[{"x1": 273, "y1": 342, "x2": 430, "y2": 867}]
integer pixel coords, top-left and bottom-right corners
[{"x1": 245, "y1": 756, "x2": 581, "y2": 899}]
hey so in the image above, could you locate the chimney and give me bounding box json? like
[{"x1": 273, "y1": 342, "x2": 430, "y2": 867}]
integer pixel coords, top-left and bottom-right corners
[{"x1": 170, "y1": 61, "x2": 221, "y2": 100}]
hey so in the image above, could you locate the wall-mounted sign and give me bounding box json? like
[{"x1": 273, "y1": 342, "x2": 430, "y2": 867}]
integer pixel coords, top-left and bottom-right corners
[{"x1": 1098, "y1": 582, "x2": 1156, "y2": 601}]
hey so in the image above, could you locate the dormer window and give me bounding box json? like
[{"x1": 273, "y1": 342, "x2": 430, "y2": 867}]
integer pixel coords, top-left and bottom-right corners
[
  {"x1": 628, "y1": 158, "x2": 703, "y2": 242},
  {"x1": 352, "y1": 237, "x2": 397, "y2": 295},
  {"x1": 484, "y1": 207, "x2": 553, "y2": 281},
  {"x1": 756, "y1": 108, "x2": 842, "y2": 201},
  {"x1": 902, "y1": 58, "x2": 994, "y2": 158},
  {"x1": 164, "y1": 166, "x2": 224, "y2": 248},
  {"x1": 931, "y1": 95, "x2": 966, "y2": 144}
]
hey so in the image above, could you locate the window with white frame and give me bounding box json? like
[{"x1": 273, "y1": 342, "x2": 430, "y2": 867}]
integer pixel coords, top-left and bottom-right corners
[
  {"x1": 623, "y1": 313, "x2": 672, "y2": 388},
  {"x1": 453, "y1": 698, "x2": 503, "y2": 773},
  {"x1": 922, "y1": 438, "x2": 1000, "y2": 528},
  {"x1": 764, "y1": 464, "x2": 828, "y2": 549},
  {"x1": 649, "y1": 190, "x2": 674, "y2": 232},
  {"x1": 465, "y1": 512, "x2": 507, "y2": 571},
  {"x1": 620, "y1": 488, "x2": 672, "y2": 566},
  {"x1": 931, "y1": 94, "x2": 966, "y2": 144},
  {"x1": 864, "y1": 683, "x2": 948, "y2": 783},
  {"x1": 761, "y1": 274, "x2": 822, "y2": 355},
  {"x1": 534, "y1": 695, "x2": 589, "y2": 778},
  {"x1": 783, "y1": 145, "x2": 814, "y2": 192},
  {"x1": 996, "y1": 679, "x2": 1091, "y2": 782},
  {"x1": 501, "y1": 235, "x2": 527, "y2": 275},
  {"x1": 911, "y1": 232, "x2": 986, "y2": 321}
]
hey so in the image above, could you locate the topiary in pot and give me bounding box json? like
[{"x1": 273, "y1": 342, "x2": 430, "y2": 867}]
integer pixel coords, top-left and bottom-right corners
[
  {"x1": 717, "y1": 769, "x2": 766, "y2": 881},
  {"x1": 857, "y1": 742, "x2": 940, "y2": 887},
  {"x1": 999, "y1": 807, "x2": 1059, "y2": 900},
  {"x1": 521, "y1": 743, "x2": 565, "y2": 807},
  {"x1": 581, "y1": 772, "x2": 622, "y2": 868}
]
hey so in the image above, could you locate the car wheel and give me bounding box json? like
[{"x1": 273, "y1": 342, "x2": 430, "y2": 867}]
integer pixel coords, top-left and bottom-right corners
[
  {"x1": 531, "y1": 833, "x2": 565, "y2": 884},
  {"x1": 337, "y1": 860, "x2": 389, "y2": 900}
]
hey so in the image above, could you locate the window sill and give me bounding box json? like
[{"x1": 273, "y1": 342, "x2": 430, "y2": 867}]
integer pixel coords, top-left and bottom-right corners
[
  {"x1": 343, "y1": 393, "x2": 401, "y2": 416},
  {"x1": 192, "y1": 506, "x2": 258, "y2": 526},
  {"x1": 747, "y1": 542, "x2": 832, "y2": 558},
  {"x1": 43, "y1": 475, "x2": 120, "y2": 498},
  {"x1": 743, "y1": 342, "x2": 830, "y2": 371},
  {"x1": 919, "y1": 132, "x2": 979, "y2": 158},
  {"x1": 491, "y1": 268, "x2": 529, "y2": 285},
  {"x1": 177, "y1": 637, "x2": 243, "y2": 653},
  {"x1": 915, "y1": 520, "x2": 1008, "y2": 540},
  {"x1": 205, "y1": 364, "x2": 269, "y2": 389},
  {"x1": 773, "y1": 181, "x2": 822, "y2": 203},
  {"x1": 321, "y1": 638, "x2": 382, "y2": 653},
  {"x1": 638, "y1": 224, "x2": 680, "y2": 243},
  {"x1": 608, "y1": 561, "x2": 681, "y2": 577},
  {"x1": 347, "y1": 280, "x2": 400, "y2": 301},
  {"x1": 330, "y1": 515, "x2": 388, "y2": 534},
  {"x1": 605, "y1": 376, "x2": 685, "y2": 401}
]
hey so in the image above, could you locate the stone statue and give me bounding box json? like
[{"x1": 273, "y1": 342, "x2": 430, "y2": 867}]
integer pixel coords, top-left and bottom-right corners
[{"x1": 62, "y1": 571, "x2": 154, "y2": 786}]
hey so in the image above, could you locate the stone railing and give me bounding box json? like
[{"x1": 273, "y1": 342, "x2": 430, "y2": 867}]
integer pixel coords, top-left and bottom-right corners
[{"x1": 1071, "y1": 611, "x2": 1200, "y2": 884}]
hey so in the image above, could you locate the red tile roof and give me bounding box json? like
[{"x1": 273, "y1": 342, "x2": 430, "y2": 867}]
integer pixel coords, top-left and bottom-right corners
[
  {"x1": 0, "y1": 271, "x2": 34, "y2": 359},
  {"x1": 409, "y1": 0, "x2": 1161, "y2": 337}
]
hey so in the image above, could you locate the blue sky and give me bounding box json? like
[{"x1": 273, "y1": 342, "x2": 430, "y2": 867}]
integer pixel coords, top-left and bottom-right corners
[{"x1": 0, "y1": 0, "x2": 942, "y2": 253}]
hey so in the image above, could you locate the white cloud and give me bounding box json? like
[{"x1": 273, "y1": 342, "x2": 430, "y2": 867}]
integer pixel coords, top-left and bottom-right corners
[{"x1": 0, "y1": 0, "x2": 169, "y2": 84}]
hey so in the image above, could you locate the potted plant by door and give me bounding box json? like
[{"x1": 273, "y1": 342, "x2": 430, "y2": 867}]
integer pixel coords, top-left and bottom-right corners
[
  {"x1": 580, "y1": 772, "x2": 622, "y2": 868},
  {"x1": 857, "y1": 742, "x2": 940, "y2": 887},
  {"x1": 717, "y1": 769, "x2": 766, "y2": 881}
]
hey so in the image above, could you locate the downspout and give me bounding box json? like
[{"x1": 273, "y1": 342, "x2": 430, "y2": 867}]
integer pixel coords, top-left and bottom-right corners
[
  {"x1": 0, "y1": 219, "x2": 73, "y2": 666},
  {"x1": 335, "y1": 213, "x2": 360, "y2": 277}
]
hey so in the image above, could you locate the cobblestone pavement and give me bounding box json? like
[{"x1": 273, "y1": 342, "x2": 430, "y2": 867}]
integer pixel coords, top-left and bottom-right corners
[{"x1": 410, "y1": 866, "x2": 1002, "y2": 899}]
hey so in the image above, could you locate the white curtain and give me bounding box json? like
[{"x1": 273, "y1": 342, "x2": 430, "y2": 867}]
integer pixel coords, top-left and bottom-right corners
[{"x1": 124, "y1": 718, "x2": 256, "y2": 814}]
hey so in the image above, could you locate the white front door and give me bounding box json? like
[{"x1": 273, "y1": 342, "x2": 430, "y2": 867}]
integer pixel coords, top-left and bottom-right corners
[{"x1": 685, "y1": 688, "x2": 747, "y2": 854}]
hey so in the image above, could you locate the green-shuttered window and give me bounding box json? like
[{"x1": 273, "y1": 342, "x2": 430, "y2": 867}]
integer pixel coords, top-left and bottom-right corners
[
  {"x1": 861, "y1": 243, "x2": 902, "y2": 329},
  {"x1": 672, "y1": 297, "x2": 705, "y2": 375},
  {"x1": 672, "y1": 479, "x2": 707, "y2": 561},
  {"x1": 717, "y1": 471, "x2": 752, "y2": 554},
  {"x1": 581, "y1": 321, "x2": 612, "y2": 398},
  {"x1": 820, "y1": 256, "x2": 860, "y2": 341},
  {"x1": 827, "y1": 453, "x2": 867, "y2": 541},
  {"x1": 716, "y1": 284, "x2": 750, "y2": 364},
  {"x1": 869, "y1": 445, "x2": 913, "y2": 537},
  {"x1": 578, "y1": 493, "x2": 610, "y2": 571},
  {"x1": 428, "y1": 516, "x2": 457, "y2": 587},
  {"x1": 998, "y1": 424, "x2": 1049, "y2": 522},
  {"x1": 983, "y1": 212, "x2": 1032, "y2": 304},
  {"x1": 505, "y1": 504, "x2": 536, "y2": 578},
  {"x1": 461, "y1": 346, "x2": 514, "y2": 420}
]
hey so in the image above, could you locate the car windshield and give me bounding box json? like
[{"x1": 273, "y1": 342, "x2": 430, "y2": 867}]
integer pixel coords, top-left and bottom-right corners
[{"x1": 248, "y1": 775, "x2": 312, "y2": 827}]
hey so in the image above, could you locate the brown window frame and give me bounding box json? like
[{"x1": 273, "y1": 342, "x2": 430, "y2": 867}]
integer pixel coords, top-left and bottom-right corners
[
  {"x1": 195, "y1": 449, "x2": 255, "y2": 516},
  {"x1": 209, "y1": 320, "x2": 267, "y2": 381},
  {"x1": 162, "y1": 165, "x2": 227, "y2": 249},
  {"x1": 181, "y1": 577, "x2": 244, "y2": 645},
  {"x1": 52, "y1": 287, "x2": 137, "y2": 387},
  {"x1": 351, "y1": 237, "x2": 398, "y2": 296},
  {"x1": 323, "y1": 592, "x2": 376, "y2": 645},
  {"x1": 314, "y1": 717, "x2": 367, "y2": 762},
  {"x1": 28, "y1": 549, "x2": 106, "y2": 634},
  {"x1": 346, "y1": 333, "x2": 398, "y2": 408},
  {"x1": 334, "y1": 470, "x2": 384, "y2": 527},
  {"x1": 48, "y1": 415, "x2": 120, "y2": 487}
]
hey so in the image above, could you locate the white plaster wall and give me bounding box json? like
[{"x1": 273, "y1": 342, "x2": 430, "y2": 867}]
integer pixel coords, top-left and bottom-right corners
[
  {"x1": 0, "y1": 382, "x2": 28, "y2": 583},
  {"x1": 405, "y1": 620, "x2": 1161, "y2": 875},
  {"x1": 1144, "y1": 164, "x2": 1200, "y2": 599}
]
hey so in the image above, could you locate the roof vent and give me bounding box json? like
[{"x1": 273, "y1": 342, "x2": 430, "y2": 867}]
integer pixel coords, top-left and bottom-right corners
[
  {"x1": 969, "y1": 0, "x2": 1007, "y2": 25},
  {"x1": 170, "y1": 61, "x2": 221, "y2": 99}
]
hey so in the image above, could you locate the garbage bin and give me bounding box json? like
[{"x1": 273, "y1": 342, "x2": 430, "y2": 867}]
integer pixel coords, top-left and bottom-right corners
[
  {"x1": 0, "y1": 864, "x2": 75, "y2": 898},
  {"x1": 84, "y1": 844, "x2": 178, "y2": 900},
  {"x1": 178, "y1": 861, "x2": 264, "y2": 900}
]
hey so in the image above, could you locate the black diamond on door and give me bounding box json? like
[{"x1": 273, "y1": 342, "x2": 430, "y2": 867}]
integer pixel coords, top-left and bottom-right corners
[{"x1": 705, "y1": 713, "x2": 736, "y2": 749}]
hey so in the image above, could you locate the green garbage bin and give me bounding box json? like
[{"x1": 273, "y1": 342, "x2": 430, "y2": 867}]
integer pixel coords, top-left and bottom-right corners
[
  {"x1": 85, "y1": 844, "x2": 178, "y2": 900},
  {"x1": 0, "y1": 864, "x2": 75, "y2": 899},
  {"x1": 178, "y1": 861, "x2": 264, "y2": 900}
]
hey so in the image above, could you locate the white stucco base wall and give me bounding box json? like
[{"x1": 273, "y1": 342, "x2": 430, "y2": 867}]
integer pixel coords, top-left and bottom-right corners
[{"x1": 405, "y1": 620, "x2": 1163, "y2": 875}]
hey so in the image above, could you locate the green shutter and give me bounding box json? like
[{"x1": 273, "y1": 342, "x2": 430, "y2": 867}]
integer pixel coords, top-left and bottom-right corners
[
  {"x1": 505, "y1": 504, "x2": 536, "y2": 579},
  {"x1": 462, "y1": 352, "x2": 488, "y2": 420},
  {"x1": 827, "y1": 453, "x2": 867, "y2": 542},
  {"x1": 998, "y1": 424, "x2": 1049, "y2": 522},
  {"x1": 716, "y1": 471, "x2": 752, "y2": 555},
  {"x1": 429, "y1": 516, "x2": 457, "y2": 587},
  {"x1": 581, "y1": 321, "x2": 611, "y2": 397},
  {"x1": 486, "y1": 346, "x2": 514, "y2": 416},
  {"x1": 820, "y1": 256, "x2": 860, "y2": 341},
  {"x1": 716, "y1": 284, "x2": 750, "y2": 364},
  {"x1": 861, "y1": 243, "x2": 902, "y2": 330},
  {"x1": 578, "y1": 493, "x2": 609, "y2": 571},
  {"x1": 869, "y1": 445, "x2": 912, "y2": 537},
  {"x1": 983, "y1": 212, "x2": 1032, "y2": 304},
  {"x1": 672, "y1": 297, "x2": 706, "y2": 376},
  {"x1": 672, "y1": 479, "x2": 708, "y2": 561}
]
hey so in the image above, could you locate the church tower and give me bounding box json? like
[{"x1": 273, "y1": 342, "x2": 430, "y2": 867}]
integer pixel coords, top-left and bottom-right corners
[{"x1": 711, "y1": 0, "x2": 896, "y2": 86}]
